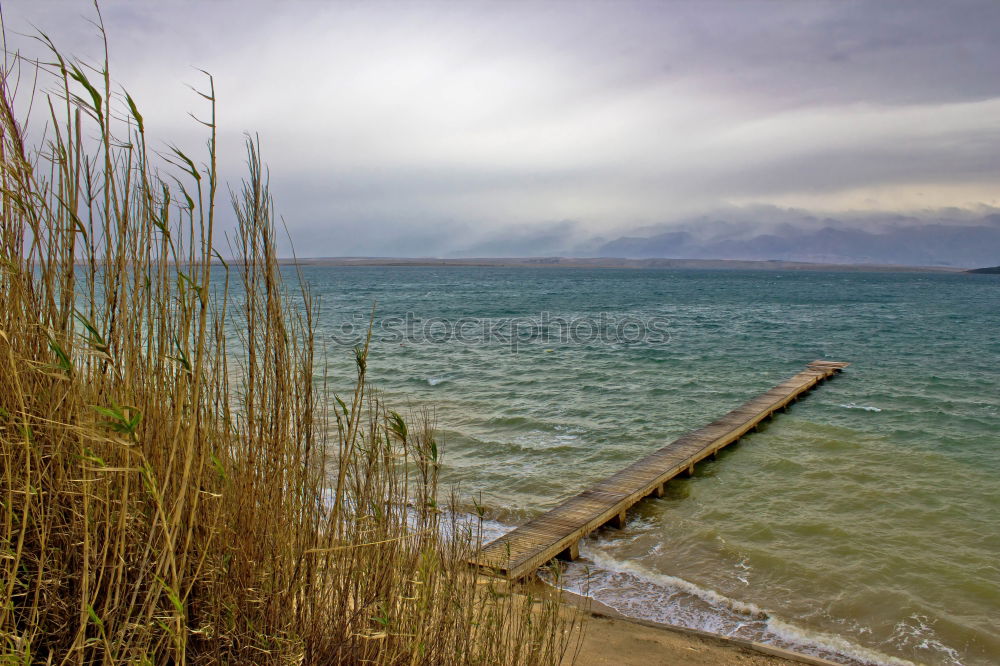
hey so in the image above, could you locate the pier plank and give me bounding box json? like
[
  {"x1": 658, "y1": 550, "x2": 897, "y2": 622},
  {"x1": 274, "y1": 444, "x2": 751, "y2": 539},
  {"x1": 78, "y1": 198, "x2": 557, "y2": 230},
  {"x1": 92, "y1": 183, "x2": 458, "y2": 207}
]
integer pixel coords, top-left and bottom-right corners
[{"x1": 472, "y1": 361, "x2": 849, "y2": 578}]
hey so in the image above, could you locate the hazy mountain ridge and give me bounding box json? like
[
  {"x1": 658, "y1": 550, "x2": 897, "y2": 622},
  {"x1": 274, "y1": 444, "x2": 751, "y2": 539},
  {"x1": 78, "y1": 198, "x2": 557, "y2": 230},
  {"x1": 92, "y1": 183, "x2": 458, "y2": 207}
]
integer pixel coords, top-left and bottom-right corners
[{"x1": 598, "y1": 214, "x2": 1000, "y2": 267}]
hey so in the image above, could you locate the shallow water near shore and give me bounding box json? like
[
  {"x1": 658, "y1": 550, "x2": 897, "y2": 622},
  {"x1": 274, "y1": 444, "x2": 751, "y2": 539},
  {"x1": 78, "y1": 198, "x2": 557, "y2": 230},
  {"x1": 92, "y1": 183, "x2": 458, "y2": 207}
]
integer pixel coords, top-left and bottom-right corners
[{"x1": 302, "y1": 266, "x2": 999, "y2": 666}]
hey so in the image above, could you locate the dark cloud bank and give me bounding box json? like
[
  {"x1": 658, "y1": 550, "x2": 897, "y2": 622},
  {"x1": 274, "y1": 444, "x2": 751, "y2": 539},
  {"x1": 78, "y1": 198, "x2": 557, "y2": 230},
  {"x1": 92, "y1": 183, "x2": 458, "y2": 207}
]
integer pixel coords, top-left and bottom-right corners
[
  {"x1": 596, "y1": 213, "x2": 1000, "y2": 267},
  {"x1": 424, "y1": 209, "x2": 1000, "y2": 268},
  {"x1": 6, "y1": 0, "x2": 1000, "y2": 267}
]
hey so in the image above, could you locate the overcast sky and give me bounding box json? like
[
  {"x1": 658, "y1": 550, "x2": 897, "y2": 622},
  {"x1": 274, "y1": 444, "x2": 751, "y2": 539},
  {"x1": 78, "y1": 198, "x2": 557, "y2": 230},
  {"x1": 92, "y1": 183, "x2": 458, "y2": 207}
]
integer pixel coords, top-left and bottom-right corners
[{"x1": 5, "y1": 0, "x2": 1000, "y2": 257}]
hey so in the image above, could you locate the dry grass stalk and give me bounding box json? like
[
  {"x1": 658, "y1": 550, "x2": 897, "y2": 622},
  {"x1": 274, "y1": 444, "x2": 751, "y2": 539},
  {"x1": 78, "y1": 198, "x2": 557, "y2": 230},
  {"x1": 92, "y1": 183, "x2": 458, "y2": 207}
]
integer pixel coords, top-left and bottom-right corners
[{"x1": 0, "y1": 16, "x2": 576, "y2": 665}]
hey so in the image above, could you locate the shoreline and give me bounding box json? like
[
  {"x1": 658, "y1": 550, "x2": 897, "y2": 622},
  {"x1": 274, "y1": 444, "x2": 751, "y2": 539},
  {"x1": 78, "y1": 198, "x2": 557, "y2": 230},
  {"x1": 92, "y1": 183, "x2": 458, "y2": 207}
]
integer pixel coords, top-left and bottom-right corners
[{"x1": 543, "y1": 583, "x2": 844, "y2": 666}]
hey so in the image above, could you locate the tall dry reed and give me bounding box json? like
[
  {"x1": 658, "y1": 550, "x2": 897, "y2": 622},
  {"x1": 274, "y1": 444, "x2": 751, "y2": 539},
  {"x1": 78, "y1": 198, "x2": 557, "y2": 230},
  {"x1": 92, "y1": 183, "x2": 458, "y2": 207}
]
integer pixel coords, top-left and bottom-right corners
[{"x1": 0, "y1": 16, "x2": 575, "y2": 665}]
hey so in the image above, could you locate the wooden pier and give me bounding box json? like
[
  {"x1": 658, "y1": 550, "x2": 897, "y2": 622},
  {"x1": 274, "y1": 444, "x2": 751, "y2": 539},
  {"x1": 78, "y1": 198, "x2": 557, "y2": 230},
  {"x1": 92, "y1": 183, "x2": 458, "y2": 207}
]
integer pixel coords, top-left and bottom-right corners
[{"x1": 473, "y1": 360, "x2": 849, "y2": 579}]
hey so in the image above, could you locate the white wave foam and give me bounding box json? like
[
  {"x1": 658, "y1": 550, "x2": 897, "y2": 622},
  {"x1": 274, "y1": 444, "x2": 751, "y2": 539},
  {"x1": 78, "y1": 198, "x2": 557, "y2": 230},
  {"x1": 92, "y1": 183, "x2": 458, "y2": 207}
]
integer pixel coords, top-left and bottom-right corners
[
  {"x1": 890, "y1": 615, "x2": 963, "y2": 665},
  {"x1": 840, "y1": 403, "x2": 883, "y2": 412},
  {"x1": 767, "y1": 616, "x2": 918, "y2": 666},
  {"x1": 427, "y1": 376, "x2": 449, "y2": 386},
  {"x1": 472, "y1": 514, "x2": 944, "y2": 666},
  {"x1": 582, "y1": 549, "x2": 770, "y2": 618},
  {"x1": 475, "y1": 517, "x2": 516, "y2": 543},
  {"x1": 562, "y1": 549, "x2": 918, "y2": 666}
]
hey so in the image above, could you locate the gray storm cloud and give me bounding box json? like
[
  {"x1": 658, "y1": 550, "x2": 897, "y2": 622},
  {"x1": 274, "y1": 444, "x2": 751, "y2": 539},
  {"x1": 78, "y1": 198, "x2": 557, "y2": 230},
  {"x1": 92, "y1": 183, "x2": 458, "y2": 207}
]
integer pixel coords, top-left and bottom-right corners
[{"x1": 4, "y1": 0, "x2": 1000, "y2": 263}]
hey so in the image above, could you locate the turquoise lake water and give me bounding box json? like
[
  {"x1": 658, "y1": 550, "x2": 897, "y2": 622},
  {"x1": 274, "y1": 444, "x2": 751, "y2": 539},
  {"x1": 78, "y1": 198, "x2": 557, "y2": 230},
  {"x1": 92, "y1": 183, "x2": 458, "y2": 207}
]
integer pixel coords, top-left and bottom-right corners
[{"x1": 302, "y1": 266, "x2": 999, "y2": 666}]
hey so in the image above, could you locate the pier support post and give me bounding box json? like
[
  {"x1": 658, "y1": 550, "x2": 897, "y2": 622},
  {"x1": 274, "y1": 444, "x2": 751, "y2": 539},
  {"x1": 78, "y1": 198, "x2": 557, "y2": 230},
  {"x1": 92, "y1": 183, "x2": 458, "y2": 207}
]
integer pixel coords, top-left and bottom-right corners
[
  {"x1": 610, "y1": 511, "x2": 627, "y2": 529},
  {"x1": 683, "y1": 464, "x2": 695, "y2": 477},
  {"x1": 651, "y1": 483, "x2": 665, "y2": 498},
  {"x1": 556, "y1": 541, "x2": 579, "y2": 561}
]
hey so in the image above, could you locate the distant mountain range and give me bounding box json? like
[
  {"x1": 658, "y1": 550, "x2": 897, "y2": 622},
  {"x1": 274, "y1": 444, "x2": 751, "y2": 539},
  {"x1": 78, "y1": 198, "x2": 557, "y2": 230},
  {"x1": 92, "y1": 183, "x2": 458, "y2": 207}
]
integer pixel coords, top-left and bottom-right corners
[{"x1": 597, "y1": 215, "x2": 1000, "y2": 268}]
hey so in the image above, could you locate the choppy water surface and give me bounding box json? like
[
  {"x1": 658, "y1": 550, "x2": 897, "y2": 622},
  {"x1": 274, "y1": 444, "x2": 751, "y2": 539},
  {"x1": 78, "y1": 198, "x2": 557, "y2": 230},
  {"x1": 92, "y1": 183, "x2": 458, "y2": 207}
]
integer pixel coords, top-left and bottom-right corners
[{"x1": 303, "y1": 266, "x2": 999, "y2": 666}]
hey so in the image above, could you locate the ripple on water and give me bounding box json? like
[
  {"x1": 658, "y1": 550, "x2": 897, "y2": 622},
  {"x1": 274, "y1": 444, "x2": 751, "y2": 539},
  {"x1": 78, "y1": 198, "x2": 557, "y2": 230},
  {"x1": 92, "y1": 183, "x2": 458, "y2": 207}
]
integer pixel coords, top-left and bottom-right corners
[{"x1": 310, "y1": 267, "x2": 1000, "y2": 665}]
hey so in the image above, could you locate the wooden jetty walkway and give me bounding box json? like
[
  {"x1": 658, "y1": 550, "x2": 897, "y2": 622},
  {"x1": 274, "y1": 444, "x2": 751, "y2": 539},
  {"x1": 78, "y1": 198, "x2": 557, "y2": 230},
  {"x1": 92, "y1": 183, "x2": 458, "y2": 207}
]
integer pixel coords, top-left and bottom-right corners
[{"x1": 473, "y1": 360, "x2": 849, "y2": 579}]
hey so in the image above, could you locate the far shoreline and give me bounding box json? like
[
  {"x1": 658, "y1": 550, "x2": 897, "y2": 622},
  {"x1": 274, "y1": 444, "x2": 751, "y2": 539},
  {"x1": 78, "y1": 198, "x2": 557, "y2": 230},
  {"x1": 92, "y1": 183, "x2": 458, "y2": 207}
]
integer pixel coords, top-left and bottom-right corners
[{"x1": 279, "y1": 256, "x2": 965, "y2": 273}]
